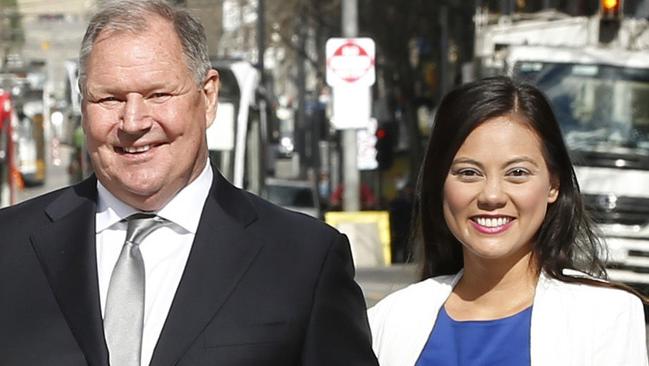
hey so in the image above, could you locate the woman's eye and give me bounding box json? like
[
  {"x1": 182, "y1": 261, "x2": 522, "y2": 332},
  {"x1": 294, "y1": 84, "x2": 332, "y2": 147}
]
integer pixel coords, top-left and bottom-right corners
[
  {"x1": 452, "y1": 168, "x2": 482, "y2": 179},
  {"x1": 508, "y1": 168, "x2": 530, "y2": 177},
  {"x1": 460, "y1": 170, "x2": 479, "y2": 176}
]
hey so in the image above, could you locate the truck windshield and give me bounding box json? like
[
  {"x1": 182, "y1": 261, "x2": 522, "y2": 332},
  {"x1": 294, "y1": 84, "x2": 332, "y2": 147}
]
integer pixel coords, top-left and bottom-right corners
[{"x1": 514, "y1": 62, "x2": 649, "y2": 169}]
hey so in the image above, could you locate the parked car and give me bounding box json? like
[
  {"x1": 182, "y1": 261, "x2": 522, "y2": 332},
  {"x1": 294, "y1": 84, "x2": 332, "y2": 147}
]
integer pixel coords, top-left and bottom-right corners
[{"x1": 262, "y1": 177, "x2": 321, "y2": 219}]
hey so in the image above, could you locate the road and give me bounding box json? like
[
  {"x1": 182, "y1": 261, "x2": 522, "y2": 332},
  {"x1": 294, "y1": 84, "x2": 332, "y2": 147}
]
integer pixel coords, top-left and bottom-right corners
[
  {"x1": 16, "y1": 144, "x2": 73, "y2": 203},
  {"x1": 356, "y1": 264, "x2": 418, "y2": 307}
]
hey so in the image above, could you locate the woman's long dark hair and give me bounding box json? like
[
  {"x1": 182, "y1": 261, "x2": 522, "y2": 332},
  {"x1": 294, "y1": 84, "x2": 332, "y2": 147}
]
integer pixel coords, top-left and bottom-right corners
[{"x1": 415, "y1": 76, "x2": 612, "y2": 288}]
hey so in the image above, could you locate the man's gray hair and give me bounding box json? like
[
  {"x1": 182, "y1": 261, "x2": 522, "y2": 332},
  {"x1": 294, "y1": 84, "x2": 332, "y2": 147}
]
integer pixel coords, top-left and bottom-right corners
[{"x1": 78, "y1": 0, "x2": 211, "y2": 95}]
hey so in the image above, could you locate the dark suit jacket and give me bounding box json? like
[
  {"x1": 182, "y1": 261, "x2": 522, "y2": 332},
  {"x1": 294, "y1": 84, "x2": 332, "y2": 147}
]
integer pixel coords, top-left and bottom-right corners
[{"x1": 0, "y1": 168, "x2": 378, "y2": 365}]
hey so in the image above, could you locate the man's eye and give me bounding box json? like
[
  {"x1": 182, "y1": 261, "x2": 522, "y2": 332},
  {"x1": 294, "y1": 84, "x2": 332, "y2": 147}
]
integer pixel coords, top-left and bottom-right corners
[
  {"x1": 97, "y1": 96, "x2": 121, "y2": 104},
  {"x1": 148, "y1": 93, "x2": 172, "y2": 102}
]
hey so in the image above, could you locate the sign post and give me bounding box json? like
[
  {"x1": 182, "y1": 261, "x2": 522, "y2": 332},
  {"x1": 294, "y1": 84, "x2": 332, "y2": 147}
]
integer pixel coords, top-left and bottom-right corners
[{"x1": 326, "y1": 36, "x2": 375, "y2": 211}]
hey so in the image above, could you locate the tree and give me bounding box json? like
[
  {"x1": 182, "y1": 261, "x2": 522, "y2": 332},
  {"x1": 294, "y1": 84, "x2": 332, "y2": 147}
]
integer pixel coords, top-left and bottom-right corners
[
  {"x1": 0, "y1": 0, "x2": 24, "y2": 63},
  {"x1": 262, "y1": 0, "x2": 475, "y2": 182}
]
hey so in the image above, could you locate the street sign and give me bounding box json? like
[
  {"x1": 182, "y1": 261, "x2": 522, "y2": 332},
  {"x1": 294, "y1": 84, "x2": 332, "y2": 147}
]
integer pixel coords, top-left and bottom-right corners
[
  {"x1": 326, "y1": 37, "x2": 375, "y2": 130},
  {"x1": 357, "y1": 118, "x2": 378, "y2": 170},
  {"x1": 331, "y1": 85, "x2": 371, "y2": 129},
  {"x1": 326, "y1": 38, "x2": 375, "y2": 87}
]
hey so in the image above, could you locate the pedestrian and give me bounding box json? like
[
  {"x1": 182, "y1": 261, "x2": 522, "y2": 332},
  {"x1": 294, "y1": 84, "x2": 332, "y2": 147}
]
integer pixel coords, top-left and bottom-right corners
[
  {"x1": 330, "y1": 182, "x2": 378, "y2": 210},
  {"x1": 0, "y1": 1, "x2": 377, "y2": 365},
  {"x1": 388, "y1": 180, "x2": 415, "y2": 263},
  {"x1": 368, "y1": 76, "x2": 648, "y2": 365}
]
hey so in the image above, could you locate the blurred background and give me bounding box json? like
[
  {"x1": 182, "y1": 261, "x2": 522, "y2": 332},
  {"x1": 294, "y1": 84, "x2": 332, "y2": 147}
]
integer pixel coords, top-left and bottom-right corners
[{"x1": 1, "y1": 0, "x2": 649, "y2": 309}]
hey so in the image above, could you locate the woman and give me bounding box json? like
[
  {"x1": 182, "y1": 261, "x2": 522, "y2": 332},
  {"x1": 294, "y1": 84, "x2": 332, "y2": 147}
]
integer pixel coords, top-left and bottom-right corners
[{"x1": 368, "y1": 76, "x2": 647, "y2": 365}]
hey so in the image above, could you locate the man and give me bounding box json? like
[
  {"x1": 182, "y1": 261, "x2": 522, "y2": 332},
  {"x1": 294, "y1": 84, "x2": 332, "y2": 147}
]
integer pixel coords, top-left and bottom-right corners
[{"x1": 0, "y1": 1, "x2": 378, "y2": 365}]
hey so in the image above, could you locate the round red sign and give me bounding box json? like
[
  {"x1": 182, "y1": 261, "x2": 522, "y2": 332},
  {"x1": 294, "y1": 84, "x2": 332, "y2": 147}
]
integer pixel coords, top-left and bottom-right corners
[{"x1": 327, "y1": 41, "x2": 375, "y2": 83}]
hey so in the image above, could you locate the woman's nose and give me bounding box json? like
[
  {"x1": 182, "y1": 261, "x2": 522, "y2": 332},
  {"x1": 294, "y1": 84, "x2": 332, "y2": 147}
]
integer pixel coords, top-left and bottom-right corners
[{"x1": 477, "y1": 178, "x2": 507, "y2": 209}]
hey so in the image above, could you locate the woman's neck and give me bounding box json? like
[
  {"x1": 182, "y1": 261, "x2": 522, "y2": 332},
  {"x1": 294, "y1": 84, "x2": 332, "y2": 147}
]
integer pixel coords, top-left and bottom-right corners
[{"x1": 445, "y1": 252, "x2": 539, "y2": 321}]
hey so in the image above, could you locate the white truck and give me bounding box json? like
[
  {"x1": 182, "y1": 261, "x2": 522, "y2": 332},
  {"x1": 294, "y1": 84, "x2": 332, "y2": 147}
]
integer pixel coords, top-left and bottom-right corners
[{"x1": 472, "y1": 4, "x2": 649, "y2": 287}]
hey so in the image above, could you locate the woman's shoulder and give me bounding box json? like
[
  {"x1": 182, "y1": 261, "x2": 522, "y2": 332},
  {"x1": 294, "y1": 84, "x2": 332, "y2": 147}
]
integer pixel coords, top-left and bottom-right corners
[
  {"x1": 540, "y1": 271, "x2": 643, "y2": 309},
  {"x1": 534, "y1": 272, "x2": 647, "y2": 365},
  {"x1": 368, "y1": 273, "x2": 460, "y2": 363},
  {"x1": 368, "y1": 274, "x2": 457, "y2": 318}
]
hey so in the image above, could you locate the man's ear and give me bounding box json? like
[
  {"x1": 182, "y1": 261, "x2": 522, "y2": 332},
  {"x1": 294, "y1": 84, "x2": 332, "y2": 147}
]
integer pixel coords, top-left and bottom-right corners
[{"x1": 203, "y1": 69, "x2": 219, "y2": 128}]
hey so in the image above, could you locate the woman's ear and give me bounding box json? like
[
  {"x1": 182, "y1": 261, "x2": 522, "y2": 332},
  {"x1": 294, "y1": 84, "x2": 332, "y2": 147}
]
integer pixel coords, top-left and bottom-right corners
[{"x1": 548, "y1": 176, "x2": 559, "y2": 204}]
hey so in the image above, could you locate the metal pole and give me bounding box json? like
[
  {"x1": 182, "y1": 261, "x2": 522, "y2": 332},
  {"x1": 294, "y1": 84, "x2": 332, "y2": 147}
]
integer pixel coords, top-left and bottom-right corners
[
  {"x1": 543, "y1": 0, "x2": 552, "y2": 10},
  {"x1": 439, "y1": 5, "x2": 449, "y2": 98},
  {"x1": 341, "y1": 0, "x2": 360, "y2": 211},
  {"x1": 257, "y1": 0, "x2": 268, "y2": 189},
  {"x1": 296, "y1": 16, "x2": 307, "y2": 177},
  {"x1": 257, "y1": 0, "x2": 266, "y2": 84},
  {"x1": 500, "y1": 0, "x2": 510, "y2": 15}
]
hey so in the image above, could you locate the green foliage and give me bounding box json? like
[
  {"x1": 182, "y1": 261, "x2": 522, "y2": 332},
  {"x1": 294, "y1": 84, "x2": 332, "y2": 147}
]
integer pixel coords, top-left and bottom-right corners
[{"x1": 0, "y1": 0, "x2": 24, "y2": 48}]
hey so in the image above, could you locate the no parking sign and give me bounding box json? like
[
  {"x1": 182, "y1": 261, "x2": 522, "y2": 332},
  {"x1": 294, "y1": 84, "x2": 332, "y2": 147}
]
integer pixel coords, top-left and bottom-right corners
[
  {"x1": 326, "y1": 38, "x2": 375, "y2": 130},
  {"x1": 326, "y1": 38, "x2": 375, "y2": 87}
]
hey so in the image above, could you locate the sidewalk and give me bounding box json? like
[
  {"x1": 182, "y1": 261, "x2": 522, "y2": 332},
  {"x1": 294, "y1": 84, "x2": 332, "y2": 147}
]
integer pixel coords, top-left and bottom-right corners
[{"x1": 355, "y1": 264, "x2": 418, "y2": 307}]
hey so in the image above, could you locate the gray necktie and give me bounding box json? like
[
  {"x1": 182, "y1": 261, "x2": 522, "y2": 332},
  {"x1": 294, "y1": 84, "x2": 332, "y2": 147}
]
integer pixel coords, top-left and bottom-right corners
[{"x1": 104, "y1": 213, "x2": 170, "y2": 366}]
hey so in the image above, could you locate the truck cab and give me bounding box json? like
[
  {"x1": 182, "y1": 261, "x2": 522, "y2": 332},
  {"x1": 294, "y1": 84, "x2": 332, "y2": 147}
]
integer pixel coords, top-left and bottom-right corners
[
  {"x1": 473, "y1": 3, "x2": 649, "y2": 289},
  {"x1": 507, "y1": 46, "x2": 649, "y2": 285}
]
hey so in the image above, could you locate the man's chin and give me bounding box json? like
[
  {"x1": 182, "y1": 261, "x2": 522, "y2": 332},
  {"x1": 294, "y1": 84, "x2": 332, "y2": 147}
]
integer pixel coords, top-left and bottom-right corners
[{"x1": 111, "y1": 184, "x2": 168, "y2": 211}]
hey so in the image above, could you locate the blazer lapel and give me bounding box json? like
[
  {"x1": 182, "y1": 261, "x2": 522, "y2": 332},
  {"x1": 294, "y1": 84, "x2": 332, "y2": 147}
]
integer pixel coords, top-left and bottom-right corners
[
  {"x1": 150, "y1": 170, "x2": 262, "y2": 366},
  {"x1": 30, "y1": 177, "x2": 109, "y2": 366}
]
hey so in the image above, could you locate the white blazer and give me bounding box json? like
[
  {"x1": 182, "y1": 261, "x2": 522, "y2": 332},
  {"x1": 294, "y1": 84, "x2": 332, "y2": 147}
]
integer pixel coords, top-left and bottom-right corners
[{"x1": 368, "y1": 271, "x2": 648, "y2": 366}]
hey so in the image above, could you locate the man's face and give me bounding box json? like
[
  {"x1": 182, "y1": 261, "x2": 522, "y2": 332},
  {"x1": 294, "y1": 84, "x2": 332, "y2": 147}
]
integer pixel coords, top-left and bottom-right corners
[{"x1": 82, "y1": 16, "x2": 218, "y2": 211}]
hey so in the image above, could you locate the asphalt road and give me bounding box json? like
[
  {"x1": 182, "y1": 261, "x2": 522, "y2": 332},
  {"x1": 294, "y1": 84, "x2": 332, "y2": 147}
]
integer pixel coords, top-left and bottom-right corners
[
  {"x1": 356, "y1": 264, "x2": 419, "y2": 307},
  {"x1": 16, "y1": 144, "x2": 73, "y2": 203}
]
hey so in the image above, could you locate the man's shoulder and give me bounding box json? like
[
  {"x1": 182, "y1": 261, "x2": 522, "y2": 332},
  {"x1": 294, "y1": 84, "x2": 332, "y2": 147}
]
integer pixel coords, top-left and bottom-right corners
[
  {"x1": 0, "y1": 186, "x2": 66, "y2": 216},
  {"x1": 242, "y1": 190, "x2": 338, "y2": 237},
  {"x1": 0, "y1": 182, "x2": 89, "y2": 227}
]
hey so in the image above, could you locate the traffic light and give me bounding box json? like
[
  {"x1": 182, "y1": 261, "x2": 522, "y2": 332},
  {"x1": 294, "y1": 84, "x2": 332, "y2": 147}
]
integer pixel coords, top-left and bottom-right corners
[
  {"x1": 375, "y1": 124, "x2": 395, "y2": 171},
  {"x1": 599, "y1": 0, "x2": 621, "y2": 43},
  {"x1": 601, "y1": 0, "x2": 621, "y2": 17}
]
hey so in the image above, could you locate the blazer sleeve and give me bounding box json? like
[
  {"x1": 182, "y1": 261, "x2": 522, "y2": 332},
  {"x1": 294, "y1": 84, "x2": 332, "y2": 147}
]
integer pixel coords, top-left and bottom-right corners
[
  {"x1": 300, "y1": 233, "x2": 379, "y2": 366},
  {"x1": 594, "y1": 292, "x2": 648, "y2": 366}
]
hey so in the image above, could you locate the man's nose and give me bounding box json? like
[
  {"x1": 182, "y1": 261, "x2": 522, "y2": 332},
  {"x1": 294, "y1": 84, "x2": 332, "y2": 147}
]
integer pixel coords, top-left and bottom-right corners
[
  {"x1": 120, "y1": 94, "x2": 152, "y2": 134},
  {"x1": 477, "y1": 177, "x2": 507, "y2": 210}
]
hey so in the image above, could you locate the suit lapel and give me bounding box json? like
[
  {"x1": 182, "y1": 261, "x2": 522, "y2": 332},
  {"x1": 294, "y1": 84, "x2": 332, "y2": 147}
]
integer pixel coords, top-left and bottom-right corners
[
  {"x1": 150, "y1": 170, "x2": 262, "y2": 366},
  {"x1": 30, "y1": 177, "x2": 110, "y2": 366}
]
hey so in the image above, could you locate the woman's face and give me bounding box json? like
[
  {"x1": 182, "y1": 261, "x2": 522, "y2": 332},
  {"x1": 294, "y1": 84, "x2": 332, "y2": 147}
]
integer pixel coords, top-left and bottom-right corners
[{"x1": 442, "y1": 115, "x2": 559, "y2": 265}]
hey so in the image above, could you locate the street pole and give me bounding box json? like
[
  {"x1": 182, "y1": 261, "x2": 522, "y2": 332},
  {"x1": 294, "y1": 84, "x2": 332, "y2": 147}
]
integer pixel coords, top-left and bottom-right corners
[
  {"x1": 543, "y1": 0, "x2": 552, "y2": 10},
  {"x1": 439, "y1": 4, "x2": 449, "y2": 98},
  {"x1": 257, "y1": 0, "x2": 265, "y2": 84},
  {"x1": 257, "y1": 0, "x2": 268, "y2": 190},
  {"x1": 296, "y1": 15, "x2": 307, "y2": 178},
  {"x1": 342, "y1": 0, "x2": 360, "y2": 212}
]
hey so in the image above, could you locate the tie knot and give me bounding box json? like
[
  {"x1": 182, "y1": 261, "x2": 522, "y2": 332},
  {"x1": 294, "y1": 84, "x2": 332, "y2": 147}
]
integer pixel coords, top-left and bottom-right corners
[{"x1": 124, "y1": 213, "x2": 170, "y2": 245}]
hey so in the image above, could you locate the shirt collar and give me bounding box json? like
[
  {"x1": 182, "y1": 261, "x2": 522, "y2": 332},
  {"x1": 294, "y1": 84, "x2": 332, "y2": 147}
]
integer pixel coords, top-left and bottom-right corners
[{"x1": 96, "y1": 160, "x2": 213, "y2": 234}]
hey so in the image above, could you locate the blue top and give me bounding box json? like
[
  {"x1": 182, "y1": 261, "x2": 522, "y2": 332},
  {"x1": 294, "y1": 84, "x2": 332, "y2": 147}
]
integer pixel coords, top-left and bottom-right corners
[{"x1": 415, "y1": 305, "x2": 532, "y2": 366}]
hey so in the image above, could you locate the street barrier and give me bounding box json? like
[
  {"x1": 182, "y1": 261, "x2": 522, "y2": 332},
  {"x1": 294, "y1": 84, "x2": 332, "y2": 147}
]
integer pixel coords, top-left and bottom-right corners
[{"x1": 325, "y1": 210, "x2": 390, "y2": 267}]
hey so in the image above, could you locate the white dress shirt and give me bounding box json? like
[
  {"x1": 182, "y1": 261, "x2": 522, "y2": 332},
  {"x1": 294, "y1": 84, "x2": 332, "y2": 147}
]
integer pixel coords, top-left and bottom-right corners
[{"x1": 96, "y1": 162, "x2": 213, "y2": 366}]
